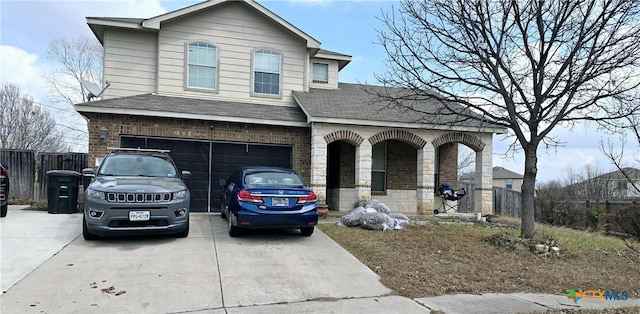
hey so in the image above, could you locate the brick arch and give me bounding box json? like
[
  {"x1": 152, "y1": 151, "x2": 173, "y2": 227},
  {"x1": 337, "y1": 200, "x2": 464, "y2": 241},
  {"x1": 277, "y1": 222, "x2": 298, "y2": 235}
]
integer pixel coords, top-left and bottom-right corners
[
  {"x1": 431, "y1": 132, "x2": 485, "y2": 151},
  {"x1": 324, "y1": 130, "x2": 364, "y2": 146},
  {"x1": 368, "y1": 129, "x2": 426, "y2": 149}
]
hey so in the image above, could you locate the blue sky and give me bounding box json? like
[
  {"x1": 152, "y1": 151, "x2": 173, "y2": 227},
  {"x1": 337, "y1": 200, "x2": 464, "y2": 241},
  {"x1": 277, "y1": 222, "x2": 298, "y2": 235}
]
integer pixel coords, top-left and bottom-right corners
[{"x1": 1, "y1": 0, "x2": 637, "y2": 183}]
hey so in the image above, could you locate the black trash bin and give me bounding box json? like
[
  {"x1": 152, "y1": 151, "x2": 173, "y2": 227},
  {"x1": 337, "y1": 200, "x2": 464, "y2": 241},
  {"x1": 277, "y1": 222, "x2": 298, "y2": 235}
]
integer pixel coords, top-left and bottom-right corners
[{"x1": 47, "y1": 170, "x2": 81, "y2": 214}]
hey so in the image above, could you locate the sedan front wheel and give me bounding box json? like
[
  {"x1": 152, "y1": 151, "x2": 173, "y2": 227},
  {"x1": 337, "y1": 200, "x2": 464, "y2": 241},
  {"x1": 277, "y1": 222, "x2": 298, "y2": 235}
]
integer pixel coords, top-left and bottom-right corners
[{"x1": 228, "y1": 212, "x2": 241, "y2": 237}]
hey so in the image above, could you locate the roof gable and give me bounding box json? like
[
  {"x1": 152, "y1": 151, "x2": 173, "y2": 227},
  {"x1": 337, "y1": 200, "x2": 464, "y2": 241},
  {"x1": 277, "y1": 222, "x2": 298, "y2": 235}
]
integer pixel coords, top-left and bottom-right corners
[{"x1": 87, "y1": 0, "x2": 321, "y2": 49}]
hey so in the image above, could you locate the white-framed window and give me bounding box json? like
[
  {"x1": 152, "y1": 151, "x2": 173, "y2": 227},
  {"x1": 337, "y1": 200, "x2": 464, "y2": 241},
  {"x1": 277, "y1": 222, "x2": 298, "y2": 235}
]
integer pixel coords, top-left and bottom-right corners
[
  {"x1": 371, "y1": 142, "x2": 387, "y2": 192},
  {"x1": 505, "y1": 179, "x2": 513, "y2": 190},
  {"x1": 186, "y1": 42, "x2": 217, "y2": 90},
  {"x1": 312, "y1": 63, "x2": 328, "y2": 83},
  {"x1": 252, "y1": 49, "x2": 281, "y2": 95}
]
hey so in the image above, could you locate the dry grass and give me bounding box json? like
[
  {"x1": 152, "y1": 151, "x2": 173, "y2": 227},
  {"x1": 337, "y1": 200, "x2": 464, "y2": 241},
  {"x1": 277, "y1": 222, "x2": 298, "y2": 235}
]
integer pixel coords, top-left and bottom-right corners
[{"x1": 317, "y1": 216, "x2": 640, "y2": 300}]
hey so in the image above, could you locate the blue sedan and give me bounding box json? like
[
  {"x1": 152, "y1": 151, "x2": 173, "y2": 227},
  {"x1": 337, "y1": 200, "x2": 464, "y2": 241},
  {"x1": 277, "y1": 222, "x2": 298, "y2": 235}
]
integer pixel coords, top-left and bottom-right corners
[{"x1": 219, "y1": 167, "x2": 318, "y2": 237}]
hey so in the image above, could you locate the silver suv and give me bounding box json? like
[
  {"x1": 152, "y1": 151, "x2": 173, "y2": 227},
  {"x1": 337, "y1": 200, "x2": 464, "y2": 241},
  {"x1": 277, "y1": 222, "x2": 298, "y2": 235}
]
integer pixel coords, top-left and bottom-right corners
[{"x1": 82, "y1": 148, "x2": 191, "y2": 240}]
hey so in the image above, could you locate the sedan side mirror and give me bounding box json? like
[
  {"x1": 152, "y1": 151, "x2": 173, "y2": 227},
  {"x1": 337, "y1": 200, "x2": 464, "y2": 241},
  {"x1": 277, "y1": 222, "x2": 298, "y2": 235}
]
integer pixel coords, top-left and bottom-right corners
[{"x1": 181, "y1": 171, "x2": 191, "y2": 180}]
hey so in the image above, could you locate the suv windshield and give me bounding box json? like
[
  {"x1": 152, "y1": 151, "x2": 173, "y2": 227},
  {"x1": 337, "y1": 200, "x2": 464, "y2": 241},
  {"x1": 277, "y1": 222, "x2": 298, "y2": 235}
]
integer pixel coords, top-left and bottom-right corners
[{"x1": 98, "y1": 154, "x2": 178, "y2": 177}]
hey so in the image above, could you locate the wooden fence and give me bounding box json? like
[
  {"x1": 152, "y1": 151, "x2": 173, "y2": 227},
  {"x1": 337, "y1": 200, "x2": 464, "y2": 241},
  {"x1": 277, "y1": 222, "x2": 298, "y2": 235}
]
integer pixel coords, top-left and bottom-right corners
[
  {"x1": 457, "y1": 182, "x2": 523, "y2": 219},
  {"x1": 0, "y1": 149, "x2": 87, "y2": 201},
  {"x1": 538, "y1": 199, "x2": 640, "y2": 234},
  {"x1": 0, "y1": 149, "x2": 36, "y2": 200}
]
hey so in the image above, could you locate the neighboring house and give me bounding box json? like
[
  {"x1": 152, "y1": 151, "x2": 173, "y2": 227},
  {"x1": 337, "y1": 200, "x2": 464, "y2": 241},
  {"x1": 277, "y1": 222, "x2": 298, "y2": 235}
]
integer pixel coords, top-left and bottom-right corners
[
  {"x1": 75, "y1": 0, "x2": 505, "y2": 214},
  {"x1": 460, "y1": 166, "x2": 524, "y2": 192},
  {"x1": 565, "y1": 167, "x2": 640, "y2": 199}
]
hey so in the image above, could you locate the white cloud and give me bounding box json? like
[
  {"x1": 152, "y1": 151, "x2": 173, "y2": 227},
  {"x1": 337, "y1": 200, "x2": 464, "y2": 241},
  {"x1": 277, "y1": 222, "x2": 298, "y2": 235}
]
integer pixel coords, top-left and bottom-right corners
[
  {"x1": 0, "y1": 45, "x2": 50, "y2": 102},
  {"x1": 287, "y1": 0, "x2": 333, "y2": 8}
]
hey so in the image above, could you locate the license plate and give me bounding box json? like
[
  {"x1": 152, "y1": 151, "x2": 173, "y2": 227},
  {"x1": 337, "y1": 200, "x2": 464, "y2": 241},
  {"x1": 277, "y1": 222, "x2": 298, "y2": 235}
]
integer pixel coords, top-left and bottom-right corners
[
  {"x1": 272, "y1": 197, "x2": 289, "y2": 206},
  {"x1": 129, "y1": 211, "x2": 150, "y2": 221}
]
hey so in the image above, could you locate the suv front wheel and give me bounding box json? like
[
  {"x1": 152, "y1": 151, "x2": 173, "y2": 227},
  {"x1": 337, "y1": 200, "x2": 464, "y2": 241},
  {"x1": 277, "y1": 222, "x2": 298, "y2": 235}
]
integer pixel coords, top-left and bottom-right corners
[
  {"x1": 174, "y1": 219, "x2": 189, "y2": 238},
  {"x1": 83, "y1": 216, "x2": 99, "y2": 240}
]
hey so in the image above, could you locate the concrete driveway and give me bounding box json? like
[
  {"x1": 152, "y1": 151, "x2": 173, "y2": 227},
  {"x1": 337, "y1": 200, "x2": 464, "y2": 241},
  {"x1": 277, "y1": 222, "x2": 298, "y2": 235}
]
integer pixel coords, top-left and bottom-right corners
[
  {"x1": 5, "y1": 206, "x2": 640, "y2": 313},
  {"x1": 0, "y1": 206, "x2": 427, "y2": 313}
]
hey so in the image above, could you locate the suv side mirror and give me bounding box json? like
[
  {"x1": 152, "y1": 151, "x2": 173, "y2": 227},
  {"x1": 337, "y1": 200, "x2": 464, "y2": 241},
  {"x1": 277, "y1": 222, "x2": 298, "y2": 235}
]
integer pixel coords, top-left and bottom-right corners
[
  {"x1": 218, "y1": 179, "x2": 226, "y2": 186},
  {"x1": 181, "y1": 171, "x2": 191, "y2": 180},
  {"x1": 82, "y1": 168, "x2": 95, "y2": 176}
]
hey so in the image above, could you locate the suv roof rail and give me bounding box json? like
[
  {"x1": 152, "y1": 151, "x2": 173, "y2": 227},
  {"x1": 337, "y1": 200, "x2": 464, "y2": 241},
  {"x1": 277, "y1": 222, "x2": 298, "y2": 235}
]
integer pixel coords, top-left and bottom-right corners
[{"x1": 107, "y1": 147, "x2": 171, "y2": 153}]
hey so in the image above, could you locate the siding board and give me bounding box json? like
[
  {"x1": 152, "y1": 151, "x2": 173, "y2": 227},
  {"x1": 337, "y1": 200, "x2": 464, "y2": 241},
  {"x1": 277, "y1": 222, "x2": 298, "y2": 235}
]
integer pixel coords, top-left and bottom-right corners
[
  {"x1": 156, "y1": 1, "x2": 305, "y2": 103},
  {"x1": 103, "y1": 29, "x2": 158, "y2": 99}
]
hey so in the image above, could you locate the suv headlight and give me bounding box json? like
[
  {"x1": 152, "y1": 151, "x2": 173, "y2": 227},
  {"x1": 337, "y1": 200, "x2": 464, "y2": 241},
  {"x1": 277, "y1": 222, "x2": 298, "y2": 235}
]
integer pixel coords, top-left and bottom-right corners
[
  {"x1": 86, "y1": 188, "x2": 105, "y2": 200},
  {"x1": 173, "y1": 190, "x2": 187, "y2": 200}
]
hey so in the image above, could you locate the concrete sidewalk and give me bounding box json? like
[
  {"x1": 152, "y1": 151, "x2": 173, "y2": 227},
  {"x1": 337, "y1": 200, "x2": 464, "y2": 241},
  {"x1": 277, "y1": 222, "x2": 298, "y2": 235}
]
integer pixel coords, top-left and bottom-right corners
[{"x1": 2, "y1": 205, "x2": 639, "y2": 313}]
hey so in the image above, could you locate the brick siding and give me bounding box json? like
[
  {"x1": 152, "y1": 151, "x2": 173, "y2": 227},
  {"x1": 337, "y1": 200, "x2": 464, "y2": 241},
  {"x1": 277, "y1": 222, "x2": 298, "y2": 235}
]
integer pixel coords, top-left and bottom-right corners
[
  {"x1": 84, "y1": 113, "x2": 311, "y2": 181},
  {"x1": 387, "y1": 140, "x2": 417, "y2": 190},
  {"x1": 438, "y1": 142, "x2": 459, "y2": 188}
]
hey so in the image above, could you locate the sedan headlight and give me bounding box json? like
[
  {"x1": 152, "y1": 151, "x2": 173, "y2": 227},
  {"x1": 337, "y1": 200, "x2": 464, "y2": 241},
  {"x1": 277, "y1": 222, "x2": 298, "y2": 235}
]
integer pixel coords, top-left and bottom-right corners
[
  {"x1": 86, "y1": 188, "x2": 105, "y2": 200},
  {"x1": 173, "y1": 190, "x2": 187, "y2": 200}
]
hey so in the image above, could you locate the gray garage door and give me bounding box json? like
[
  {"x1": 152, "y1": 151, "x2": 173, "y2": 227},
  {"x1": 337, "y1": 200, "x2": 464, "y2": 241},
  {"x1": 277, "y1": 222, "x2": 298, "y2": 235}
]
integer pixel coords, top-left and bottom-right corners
[{"x1": 120, "y1": 136, "x2": 292, "y2": 212}]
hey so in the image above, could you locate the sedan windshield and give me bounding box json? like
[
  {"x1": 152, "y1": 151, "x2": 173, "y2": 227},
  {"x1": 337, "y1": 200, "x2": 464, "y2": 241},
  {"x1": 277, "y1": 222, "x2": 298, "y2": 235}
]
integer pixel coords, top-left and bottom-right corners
[
  {"x1": 245, "y1": 171, "x2": 304, "y2": 186},
  {"x1": 98, "y1": 155, "x2": 178, "y2": 177}
]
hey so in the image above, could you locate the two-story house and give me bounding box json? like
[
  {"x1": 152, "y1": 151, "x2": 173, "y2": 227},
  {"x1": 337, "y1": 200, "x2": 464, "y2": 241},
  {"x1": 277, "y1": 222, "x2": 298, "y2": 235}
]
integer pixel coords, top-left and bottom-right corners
[
  {"x1": 75, "y1": 0, "x2": 505, "y2": 214},
  {"x1": 564, "y1": 167, "x2": 640, "y2": 199}
]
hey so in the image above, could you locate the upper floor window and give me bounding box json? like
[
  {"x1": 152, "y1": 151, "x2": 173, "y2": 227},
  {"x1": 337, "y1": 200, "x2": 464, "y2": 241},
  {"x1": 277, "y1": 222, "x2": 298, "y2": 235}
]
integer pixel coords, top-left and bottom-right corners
[
  {"x1": 505, "y1": 179, "x2": 513, "y2": 190},
  {"x1": 253, "y1": 49, "x2": 281, "y2": 95},
  {"x1": 187, "y1": 42, "x2": 217, "y2": 90},
  {"x1": 371, "y1": 142, "x2": 387, "y2": 192},
  {"x1": 312, "y1": 63, "x2": 328, "y2": 83}
]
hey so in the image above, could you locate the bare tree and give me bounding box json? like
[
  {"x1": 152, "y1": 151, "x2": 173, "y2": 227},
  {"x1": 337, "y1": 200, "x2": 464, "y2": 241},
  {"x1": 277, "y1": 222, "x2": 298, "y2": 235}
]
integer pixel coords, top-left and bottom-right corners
[
  {"x1": 560, "y1": 163, "x2": 629, "y2": 199},
  {"x1": 374, "y1": 0, "x2": 640, "y2": 238},
  {"x1": 43, "y1": 36, "x2": 101, "y2": 148},
  {"x1": 601, "y1": 118, "x2": 640, "y2": 197},
  {"x1": 44, "y1": 37, "x2": 103, "y2": 105},
  {"x1": 458, "y1": 144, "x2": 475, "y2": 175},
  {"x1": 0, "y1": 83, "x2": 67, "y2": 152}
]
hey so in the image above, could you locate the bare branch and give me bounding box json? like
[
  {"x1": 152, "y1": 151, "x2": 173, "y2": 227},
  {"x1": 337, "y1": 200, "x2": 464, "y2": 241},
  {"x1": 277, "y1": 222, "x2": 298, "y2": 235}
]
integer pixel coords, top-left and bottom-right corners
[
  {"x1": 374, "y1": 0, "x2": 640, "y2": 238},
  {"x1": 44, "y1": 37, "x2": 103, "y2": 105},
  {"x1": 0, "y1": 83, "x2": 68, "y2": 153}
]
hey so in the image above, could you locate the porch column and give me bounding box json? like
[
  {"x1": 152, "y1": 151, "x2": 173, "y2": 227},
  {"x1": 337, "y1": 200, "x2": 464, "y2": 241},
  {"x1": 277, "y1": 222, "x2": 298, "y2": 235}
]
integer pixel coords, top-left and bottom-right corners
[
  {"x1": 310, "y1": 132, "x2": 328, "y2": 206},
  {"x1": 417, "y1": 145, "x2": 435, "y2": 214},
  {"x1": 355, "y1": 141, "x2": 372, "y2": 207},
  {"x1": 475, "y1": 145, "x2": 493, "y2": 215}
]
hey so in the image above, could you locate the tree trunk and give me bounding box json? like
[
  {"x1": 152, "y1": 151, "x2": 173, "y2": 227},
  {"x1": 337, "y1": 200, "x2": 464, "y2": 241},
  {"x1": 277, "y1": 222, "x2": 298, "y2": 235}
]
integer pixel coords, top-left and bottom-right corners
[{"x1": 521, "y1": 144, "x2": 538, "y2": 238}]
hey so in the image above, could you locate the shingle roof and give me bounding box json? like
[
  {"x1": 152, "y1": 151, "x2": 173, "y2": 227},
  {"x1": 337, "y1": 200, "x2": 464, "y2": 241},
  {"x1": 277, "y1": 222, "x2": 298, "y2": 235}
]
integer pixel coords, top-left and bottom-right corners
[
  {"x1": 590, "y1": 167, "x2": 640, "y2": 181},
  {"x1": 87, "y1": 17, "x2": 144, "y2": 24},
  {"x1": 460, "y1": 166, "x2": 523, "y2": 179},
  {"x1": 316, "y1": 49, "x2": 351, "y2": 58},
  {"x1": 75, "y1": 94, "x2": 307, "y2": 124},
  {"x1": 492, "y1": 167, "x2": 524, "y2": 179},
  {"x1": 293, "y1": 83, "x2": 502, "y2": 129}
]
